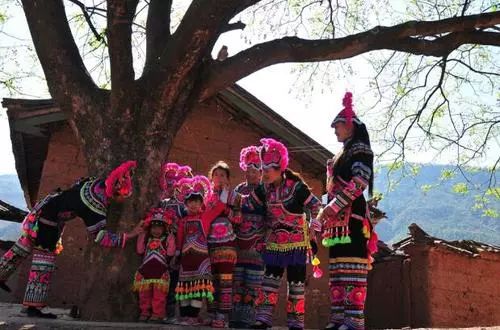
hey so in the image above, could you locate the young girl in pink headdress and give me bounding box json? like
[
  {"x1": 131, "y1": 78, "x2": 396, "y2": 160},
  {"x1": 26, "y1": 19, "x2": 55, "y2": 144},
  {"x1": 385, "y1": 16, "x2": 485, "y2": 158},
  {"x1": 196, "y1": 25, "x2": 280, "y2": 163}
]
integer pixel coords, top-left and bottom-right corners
[
  {"x1": 243, "y1": 138, "x2": 321, "y2": 330},
  {"x1": 230, "y1": 146, "x2": 266, "y2": 329},
  {"x1": 134, "y1": 208, "x2": 176, "y2": 322},
  {"x1": 173, "y1": 175, "x2": 230, "y2": 326},
  {"x1": 158, "y1": 162, "x2": 192, "y2": 322}
]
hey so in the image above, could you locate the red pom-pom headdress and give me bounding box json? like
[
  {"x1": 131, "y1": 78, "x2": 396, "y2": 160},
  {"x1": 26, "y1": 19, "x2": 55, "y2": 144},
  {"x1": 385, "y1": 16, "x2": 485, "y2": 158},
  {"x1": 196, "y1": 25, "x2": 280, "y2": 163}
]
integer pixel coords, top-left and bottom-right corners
[
  {"x1": 259, "y1": 138, "x2": 289, "y2": 172},
  {"x1": 239, "y1": 146, "x2": 262, "y2": 171},
  {"x1": 174, "y1": 175, "x2": 212, "y2": 202},
  {"x1": 331, "y1": 91, "x2": 362, "y2": 128},
  {"x1": 160, "y1": 162, "x2": 192, "y2": 191},
  {"x1": 143, "y1": 208, "x2": 174, "y2": 229},
  {"x1": 105, "y1": 160, "x2": 137, "y2": 198}
]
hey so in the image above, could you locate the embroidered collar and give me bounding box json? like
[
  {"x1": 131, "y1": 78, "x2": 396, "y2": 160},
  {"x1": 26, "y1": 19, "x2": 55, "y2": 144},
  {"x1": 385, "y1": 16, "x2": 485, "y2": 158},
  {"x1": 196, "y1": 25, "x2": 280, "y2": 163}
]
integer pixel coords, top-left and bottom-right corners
[
  {"x1": 80, "y1": 178, "x2": 108, "y2": 216},
  {"x1": 342, "y1": 137, "x2": 353, "y2": 146}
]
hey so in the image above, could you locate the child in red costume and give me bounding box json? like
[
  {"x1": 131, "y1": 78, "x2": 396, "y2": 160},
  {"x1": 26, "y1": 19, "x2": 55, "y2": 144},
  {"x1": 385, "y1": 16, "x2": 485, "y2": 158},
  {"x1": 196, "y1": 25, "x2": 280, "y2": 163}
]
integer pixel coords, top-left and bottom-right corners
[
  {"x1": 207, "y1": 161, "x2": 241, "y2": 328},
  {"x1": 174, "y1": 176, "x2": 230, "y2": 326},
  {"x1": 133, "y1": 208, "x2": 176, "y2": 322}
]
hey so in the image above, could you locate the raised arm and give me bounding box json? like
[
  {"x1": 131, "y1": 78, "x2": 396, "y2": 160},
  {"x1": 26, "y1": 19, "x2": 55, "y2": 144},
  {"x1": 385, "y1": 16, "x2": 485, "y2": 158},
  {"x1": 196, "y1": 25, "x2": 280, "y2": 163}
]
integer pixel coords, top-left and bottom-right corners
[{"x1": 136, "y1": 232, "x2": 146, "y2": 255}]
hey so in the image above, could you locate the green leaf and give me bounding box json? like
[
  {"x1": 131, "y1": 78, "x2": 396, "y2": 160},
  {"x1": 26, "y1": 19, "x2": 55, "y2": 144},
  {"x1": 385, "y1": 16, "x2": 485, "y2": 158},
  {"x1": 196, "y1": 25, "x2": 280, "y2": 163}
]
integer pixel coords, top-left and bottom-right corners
[
  {"x1": 433, "y1": 105, "x2": 445, "y2": 119},
  {"x1": 88, "y1": 29, "x2": 107, "y2": 50},
  {"x1": 395, "y1": 84, "x2": 405, "y2": 96},
  {"x1": 482, "y1": 208, "x2": 499, "y2": 218},
  {"x1": 372, "y1": 191, "x2": 384, "y2": 200},
  {"x1": 410, "y1": 165, "x2": 421, "y2": 176},
  {"x1": 485, "y1": 187, "x2": 500, "y2": 200},
  {"x1": 452, "y1": 183, "x2": 468, "y2": 195},
  {"x1": 440, "y1": 169, "x2": 455, "y2": 181},
  {"x1": 421, "y1": 184, "x2": 435, "y2": 193},
  {"x1": 389, "y1": 160, "x2": 404, "y2": 172},
  {"x1": 0, "y1": 11, "x2": 7, "y2": 24},
  {"x1": 473, "y1": 203, "x2": 483, "y2": 210}
]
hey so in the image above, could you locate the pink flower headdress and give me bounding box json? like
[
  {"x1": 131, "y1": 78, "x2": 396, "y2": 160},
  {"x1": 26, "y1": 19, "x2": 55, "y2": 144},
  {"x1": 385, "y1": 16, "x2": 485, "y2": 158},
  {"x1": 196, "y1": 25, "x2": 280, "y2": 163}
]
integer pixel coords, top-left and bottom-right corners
[
  {"x1": 159, "y1": 162, "x2": 192, "y2": 191},
  {"x1": 174, "y1": 175, "x2": 212, "y2": 202},
  {"x1": 259, "y1": 138, "x2": 289, "y2": 171},
  {"x1": 105, "y1": 160, "x2": 137, "y2": 198},
  {"x1": 239, "y1": 146, "x2": 262, "y2": 171}
]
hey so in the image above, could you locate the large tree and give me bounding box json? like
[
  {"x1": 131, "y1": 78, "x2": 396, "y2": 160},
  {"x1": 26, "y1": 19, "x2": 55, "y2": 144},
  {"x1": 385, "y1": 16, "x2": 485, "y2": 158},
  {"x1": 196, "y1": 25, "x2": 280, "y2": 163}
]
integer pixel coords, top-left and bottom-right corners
[{"x1": 4, "y1": 0, "x2": 499, "y2": 319}]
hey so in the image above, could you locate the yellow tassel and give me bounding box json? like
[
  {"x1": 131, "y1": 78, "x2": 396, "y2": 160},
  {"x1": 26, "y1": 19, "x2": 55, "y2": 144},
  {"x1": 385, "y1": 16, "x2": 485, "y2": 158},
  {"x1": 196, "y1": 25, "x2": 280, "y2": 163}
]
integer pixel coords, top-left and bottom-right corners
[
  {"x1": 362, "y1": 225, "x2": 370, "y2": 237},
  {"x1": 312, "y1": 256, "x2": 320, "y2": 266}
]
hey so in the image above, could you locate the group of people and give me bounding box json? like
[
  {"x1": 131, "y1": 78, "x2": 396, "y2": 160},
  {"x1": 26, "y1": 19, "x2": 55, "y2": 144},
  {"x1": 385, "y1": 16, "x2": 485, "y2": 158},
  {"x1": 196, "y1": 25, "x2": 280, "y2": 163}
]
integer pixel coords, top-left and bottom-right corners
[{"x1": 0, "y1": 92, "x2": 378, "y2": 330}]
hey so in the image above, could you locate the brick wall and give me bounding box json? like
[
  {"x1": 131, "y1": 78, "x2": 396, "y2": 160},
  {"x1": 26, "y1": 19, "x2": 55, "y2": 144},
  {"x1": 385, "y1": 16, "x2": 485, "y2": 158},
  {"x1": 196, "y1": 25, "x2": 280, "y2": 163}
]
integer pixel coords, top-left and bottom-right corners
[
  {"x1": 12, "y1": 123, "x2": 89, "y2": 309},
  {"x1": 11, "y1": 98, "x2": 330, "y2": 327},
  {"x1": 426, "y1": 246, "x2": 500, "y2": 327},
  {"x1": 366, "y1": 243, "x2": 500, "y2": 328},
  {"x1": 366, "y1": 245, "x2": 433, "y2": 328},
  {"x1": 366, "y1": 257, "x2": 411, "y2": 328}
]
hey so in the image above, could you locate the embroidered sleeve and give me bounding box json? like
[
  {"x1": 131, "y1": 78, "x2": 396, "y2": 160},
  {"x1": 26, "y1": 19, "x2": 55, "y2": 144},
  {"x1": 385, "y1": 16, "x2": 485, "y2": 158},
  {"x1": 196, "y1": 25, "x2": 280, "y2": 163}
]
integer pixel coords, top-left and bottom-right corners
[
  {"x1": 85, "y1": 218, "x2": 107, "y2": 238},
  {"x1": 166, "y1": 233, "x2": 176, "y2": 256},
  {"x1": 202, "y1": 200, "x2": 226, "y2": 234},
  {"x1": 227, "y1": 189, "x2": 239, "y2": 208},
  {"x1": 295, "y1": 182, "x2": 321, "y2": 221},
  {"x1": 136, "y1": 232, "x2": 146, "y2": 255},
  {"x1": 327, "y1": 142, "x2": 373, "y2": 214},
  {"x1": 94, "y1": 230, "x2": 127, "y2": 248},
  {"x1": 226, "y1": 191, "x2": 242, "y2": 224},
  {"x1": 240, "y1": 183, "x2": 266, "y2": 211}
]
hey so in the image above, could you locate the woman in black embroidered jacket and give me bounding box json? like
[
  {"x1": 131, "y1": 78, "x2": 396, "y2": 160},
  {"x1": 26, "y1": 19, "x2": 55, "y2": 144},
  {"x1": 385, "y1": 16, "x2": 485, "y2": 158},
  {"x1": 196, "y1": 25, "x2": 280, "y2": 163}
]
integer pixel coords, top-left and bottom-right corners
[
  {"x1": 311, "y1": 92, "x2": 378, "y2": 330},
  {"x1": 0, "y1": 161, "x2": 143, "y2": 318}
]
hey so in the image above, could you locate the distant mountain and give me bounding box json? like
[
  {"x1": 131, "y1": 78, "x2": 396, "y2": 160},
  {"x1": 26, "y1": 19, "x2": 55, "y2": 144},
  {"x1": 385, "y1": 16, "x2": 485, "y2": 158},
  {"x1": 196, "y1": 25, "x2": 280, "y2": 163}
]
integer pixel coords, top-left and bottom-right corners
[
  {"x1": 374, "y1": 165, "x2": 500, "y2": 245},
  {"x1": 0, "y1": 174, "x2": 25, "y2": 241}
]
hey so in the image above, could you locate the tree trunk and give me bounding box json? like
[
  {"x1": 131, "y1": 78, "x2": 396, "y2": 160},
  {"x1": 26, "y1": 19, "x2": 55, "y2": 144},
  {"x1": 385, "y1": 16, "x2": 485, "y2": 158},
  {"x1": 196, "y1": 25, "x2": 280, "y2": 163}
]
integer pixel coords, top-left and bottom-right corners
[{"x1": 74, "y1": 84, "x2": 196, "y2": 320}]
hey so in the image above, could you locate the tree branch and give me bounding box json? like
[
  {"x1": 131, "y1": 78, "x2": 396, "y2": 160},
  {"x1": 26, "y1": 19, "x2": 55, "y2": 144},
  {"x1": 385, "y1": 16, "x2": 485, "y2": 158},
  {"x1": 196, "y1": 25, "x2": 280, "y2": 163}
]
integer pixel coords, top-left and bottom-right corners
[
  {"x1": 461, "y1": 0, "x2": 471, "y2": 16},
  {"x1": 107, "y1": 0, "x2": 138, "y2": 98},
  {"x1": 199, "y1": 11, "x2": 500, "y2": 100},
  {"x1": 387, "y1": 31, "x2": 500, "y2": 57},
  {"x1": 142, "y1": 0, "x2": 260, "y2": 107},
  {"x1": 165, "y1": 0, "x2": 259, "y2": 67},
  {"x1": 220, "y1": 21, "x2": 246, "y2": 34},
  {"x1": 21, "y1": 0, "x2": 100, "y2": 103},
  {"x1": 326, "y1": 0, "x2": 336, "y2": 37},
  {"x1": 144, "y1": 0, "x2": 172, "y2": 72},
  {"x1": 67, "y1": 0, "x2": 105, "y2": 45}
]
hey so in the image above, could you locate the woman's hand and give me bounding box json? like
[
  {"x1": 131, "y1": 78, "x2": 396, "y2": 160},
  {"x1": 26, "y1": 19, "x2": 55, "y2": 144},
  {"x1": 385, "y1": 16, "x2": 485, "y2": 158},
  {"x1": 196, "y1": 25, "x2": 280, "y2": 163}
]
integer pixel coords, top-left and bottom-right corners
[{"x1": 128, "y1": 220, "x2": 144, "y2": 238}]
